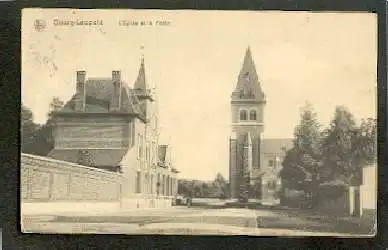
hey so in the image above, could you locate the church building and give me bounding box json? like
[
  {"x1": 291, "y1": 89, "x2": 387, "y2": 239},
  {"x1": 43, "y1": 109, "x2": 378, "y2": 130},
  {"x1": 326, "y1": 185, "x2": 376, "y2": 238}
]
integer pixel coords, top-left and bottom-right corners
[
  {"x1": 229, "y1": 47, "x2": 293, "y2": 203},
  {"x1": 48, "y1": 56, "x2": 179, "y2": 209}
]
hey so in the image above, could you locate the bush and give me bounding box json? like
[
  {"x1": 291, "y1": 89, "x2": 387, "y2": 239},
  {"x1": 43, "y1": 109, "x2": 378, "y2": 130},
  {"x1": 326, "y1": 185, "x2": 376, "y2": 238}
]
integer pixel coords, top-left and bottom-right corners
[{"x1": 318, "y1": 181, "x2": 348, "y2": 200}]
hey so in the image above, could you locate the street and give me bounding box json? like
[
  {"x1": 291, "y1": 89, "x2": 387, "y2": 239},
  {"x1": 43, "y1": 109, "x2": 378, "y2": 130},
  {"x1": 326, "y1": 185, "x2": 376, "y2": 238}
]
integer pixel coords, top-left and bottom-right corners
[{"x1": 22, "y1": 205, "x2": 374, "y2": 236}]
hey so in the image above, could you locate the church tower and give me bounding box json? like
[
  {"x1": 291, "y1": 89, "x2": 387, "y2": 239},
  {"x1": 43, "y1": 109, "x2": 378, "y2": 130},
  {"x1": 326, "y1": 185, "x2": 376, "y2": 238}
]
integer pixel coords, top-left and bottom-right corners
[{"x1": 229, "y1": 46, "x2": 266, "y2": 200}]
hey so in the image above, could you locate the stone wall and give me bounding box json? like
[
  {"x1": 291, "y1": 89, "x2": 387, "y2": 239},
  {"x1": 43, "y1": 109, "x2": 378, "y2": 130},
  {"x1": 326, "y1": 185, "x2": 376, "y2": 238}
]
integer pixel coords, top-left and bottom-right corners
[
  {"x1": 21, "y1": 153, "x2": 179, "y2": 215},
  {"x1": 21, "y1": 153, "x2": 122, "y2": 202}
]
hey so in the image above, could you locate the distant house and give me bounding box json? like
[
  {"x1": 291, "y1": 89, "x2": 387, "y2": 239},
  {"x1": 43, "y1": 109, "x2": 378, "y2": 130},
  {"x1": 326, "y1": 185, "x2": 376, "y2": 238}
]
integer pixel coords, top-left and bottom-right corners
[{"x1": 48, "y1": 57, "x2": 178, "y2": 209}]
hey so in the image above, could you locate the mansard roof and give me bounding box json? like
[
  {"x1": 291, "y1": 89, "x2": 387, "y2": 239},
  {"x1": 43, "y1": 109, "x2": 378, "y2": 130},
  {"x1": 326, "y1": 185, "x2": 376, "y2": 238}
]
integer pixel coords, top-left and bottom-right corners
[
  {"x1": 62, "y1": 78, "x2": 141, "y2": 110},
  {"x1": 59, "y1": 78, "x2": 146, "y2": 121}
]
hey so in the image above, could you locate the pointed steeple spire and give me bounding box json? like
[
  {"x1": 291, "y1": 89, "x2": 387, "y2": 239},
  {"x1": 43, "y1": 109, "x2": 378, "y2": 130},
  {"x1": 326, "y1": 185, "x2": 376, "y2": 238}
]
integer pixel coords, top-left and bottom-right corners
[
  {"x1": 133, "y1": 47, "x2": 154, "y2": 104},
  {"x1": 134, "y1": 47, "x2": 147, "y2": 90},
  {"x1": 232, "y1": 46, "x2": 265, "y2": 102},
  {"x1": 134, "y1": 57, "x2": 146, "y2": 90},
  {"x1": 238, "y1": 45, "x2": 257, "y2": 80}
]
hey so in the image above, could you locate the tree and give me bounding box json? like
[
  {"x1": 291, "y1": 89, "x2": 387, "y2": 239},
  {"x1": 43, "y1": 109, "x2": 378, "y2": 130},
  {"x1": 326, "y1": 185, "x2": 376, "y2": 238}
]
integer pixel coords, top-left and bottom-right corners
[
  {"x1": 24, "y1": 97, "x2": 65, "y2": 156},
  {"x1": 356, "y1": 118, "x2": 377, "y2": 164},
  {"x1": 21, "y1": 103, "x2": 40, "y2": 153},
  {"x1": 47, "y1": 97, "x2": 64, "y2": 121},
  {"x1": 21, "y1": 99, "x2": 64, "y2": 156},
  {"x1": 213, "y1": 172, "x2": 227, "y2": 198},
  {"x1": 201, "y1": 183, "x2": 209, "y2": 197},
  {"x1": 321, "y1": 107, "x2": 376, "y2": 185},
  {"x1": 178, "y1": 181, "x2": 189, "y2": 196},
  {"x1": 279, "y1": 103, "x2": 322, "y2": 207}
]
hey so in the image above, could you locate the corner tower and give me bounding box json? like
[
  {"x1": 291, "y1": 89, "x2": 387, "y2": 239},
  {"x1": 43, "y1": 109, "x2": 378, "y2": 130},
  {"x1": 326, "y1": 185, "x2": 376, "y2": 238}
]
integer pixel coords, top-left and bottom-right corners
[{"x1": 229, "y1": 46, "x2": 266, "y2": 200}]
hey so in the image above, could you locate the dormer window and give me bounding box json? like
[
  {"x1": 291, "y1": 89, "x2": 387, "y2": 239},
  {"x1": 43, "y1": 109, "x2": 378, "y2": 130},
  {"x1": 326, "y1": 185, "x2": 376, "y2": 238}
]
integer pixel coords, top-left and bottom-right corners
[
  {"x1": 244, "y1": 72, "x2": 250, "y2": 82},
  {"x1": 240, "y1": 110, "x2": 247, "y2": 120},
  {"x1": 249, "y1": 110, "x2": 257, "y2": 120},
  {"x1": 248, "y1": 89, "x2": 255, "y2": 98}
]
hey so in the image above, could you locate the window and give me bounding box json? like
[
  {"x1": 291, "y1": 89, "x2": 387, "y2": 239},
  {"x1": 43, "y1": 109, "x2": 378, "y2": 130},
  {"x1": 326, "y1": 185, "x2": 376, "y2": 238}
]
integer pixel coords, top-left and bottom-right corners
[
  {"x1": 151, "y1": 175, "x2": 154, "y2": 194},
  {"x1": 249, "y1": 110, "x2": 257, "y2": 120},
  {"x1": 131, "y1": 122, "x2": 135, "y2": 146},
  {"x1": 135, "y1": 171, "x2": 141, "y2": 193},
  {"x1": 268, "y1": 160, "x2": 274, "y2": 167},
  {"x1": 152, "y1": 142, "x2": 156, "y2": 164},
  {"x1": 240, "y1": 110, "x2": 247, "y2": 120},
  {"x1": 156, "y1": 174, "x2": 161, "y2": 195},
  {"x1": 145, "y1": 173, "x2": 149, "y2": 193},
  {"x1": 77, "y1": 150, "x2": 95, "y2": 167},
  {"x1": 146, "y1": 143, "x2": 150, "y2": 166},
  {"x1": 137, "y1": 134, "x2": 143, "y2": 159}
]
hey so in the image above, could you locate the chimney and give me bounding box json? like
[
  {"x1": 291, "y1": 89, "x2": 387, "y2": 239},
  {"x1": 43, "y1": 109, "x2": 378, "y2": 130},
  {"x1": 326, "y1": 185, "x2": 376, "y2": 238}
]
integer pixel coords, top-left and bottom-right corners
[
  {"x1": 111, "y1": 70, "x2": 122, "y2": 111},
  {"x1": 75, "y1": 71, "x2": 86, "y2": 112}
]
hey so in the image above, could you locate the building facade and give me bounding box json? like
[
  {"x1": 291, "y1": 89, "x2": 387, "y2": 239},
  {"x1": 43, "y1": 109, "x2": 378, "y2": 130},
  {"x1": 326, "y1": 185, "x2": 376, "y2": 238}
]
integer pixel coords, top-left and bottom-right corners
[
  {"x1": 229, "y1": 47, "x2": 292, "y2": 202},
  {"x1": 48, "y1": 57, "x2": 178, "y2": 209}
]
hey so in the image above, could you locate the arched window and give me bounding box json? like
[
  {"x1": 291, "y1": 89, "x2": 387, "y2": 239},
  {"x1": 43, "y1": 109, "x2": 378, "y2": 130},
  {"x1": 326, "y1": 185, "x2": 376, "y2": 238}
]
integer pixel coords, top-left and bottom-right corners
[
  {"x1": 249, "y1": 110, "x2": 257, "y2": 120},
  {"x1": 240, "y1": 110, "x2": 247, "y2": 120}
]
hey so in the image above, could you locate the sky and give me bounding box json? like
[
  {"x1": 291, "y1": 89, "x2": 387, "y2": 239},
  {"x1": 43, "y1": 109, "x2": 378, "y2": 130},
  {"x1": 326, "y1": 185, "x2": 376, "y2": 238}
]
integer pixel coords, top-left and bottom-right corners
[{"x1": 22, "y1": 9, "x2": 377, "y2": 181}]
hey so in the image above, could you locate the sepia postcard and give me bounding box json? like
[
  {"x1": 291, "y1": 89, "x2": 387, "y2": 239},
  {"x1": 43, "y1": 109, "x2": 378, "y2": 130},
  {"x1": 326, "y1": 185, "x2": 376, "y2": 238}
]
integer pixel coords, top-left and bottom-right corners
[{"x1": 21, "y1": 8, "x2": 377, "y2": 236}]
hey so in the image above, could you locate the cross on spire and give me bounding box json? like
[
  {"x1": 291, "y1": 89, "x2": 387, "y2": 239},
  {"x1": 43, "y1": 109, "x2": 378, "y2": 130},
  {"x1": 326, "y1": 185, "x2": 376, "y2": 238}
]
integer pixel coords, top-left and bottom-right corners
[
  {"x1": 134, "y1": 45, "x2": 146, "y2": 90},
  {"x1": 140, "y1": 45, "x2": 145, "y2": 63}
]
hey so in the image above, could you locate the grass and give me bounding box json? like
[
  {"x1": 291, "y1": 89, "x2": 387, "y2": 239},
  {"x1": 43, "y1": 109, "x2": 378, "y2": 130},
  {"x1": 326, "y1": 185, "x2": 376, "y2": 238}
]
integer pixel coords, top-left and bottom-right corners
[{"x1": 264, "y1": 207, "x2": 376, "y2": 235}]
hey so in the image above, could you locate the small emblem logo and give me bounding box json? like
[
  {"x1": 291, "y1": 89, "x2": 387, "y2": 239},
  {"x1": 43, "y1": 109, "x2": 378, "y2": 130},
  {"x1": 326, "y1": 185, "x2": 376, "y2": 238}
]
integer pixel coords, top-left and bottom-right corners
[{"x1": 34, "y1": 19, "x2": 47, "y2": 32}]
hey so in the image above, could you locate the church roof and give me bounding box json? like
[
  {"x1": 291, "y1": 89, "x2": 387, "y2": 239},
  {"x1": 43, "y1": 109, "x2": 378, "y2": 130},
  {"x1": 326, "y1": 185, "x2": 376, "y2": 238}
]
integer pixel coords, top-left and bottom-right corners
[
  {"x1": 48, "y1": 148, "x2": 128, "y2": 167},
  {"x1": 232, "y1": 46, "x2": 265, "y2": 101},
  {"x1": 262, "y1": 138, "x2": 294, "y2": 155}
]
